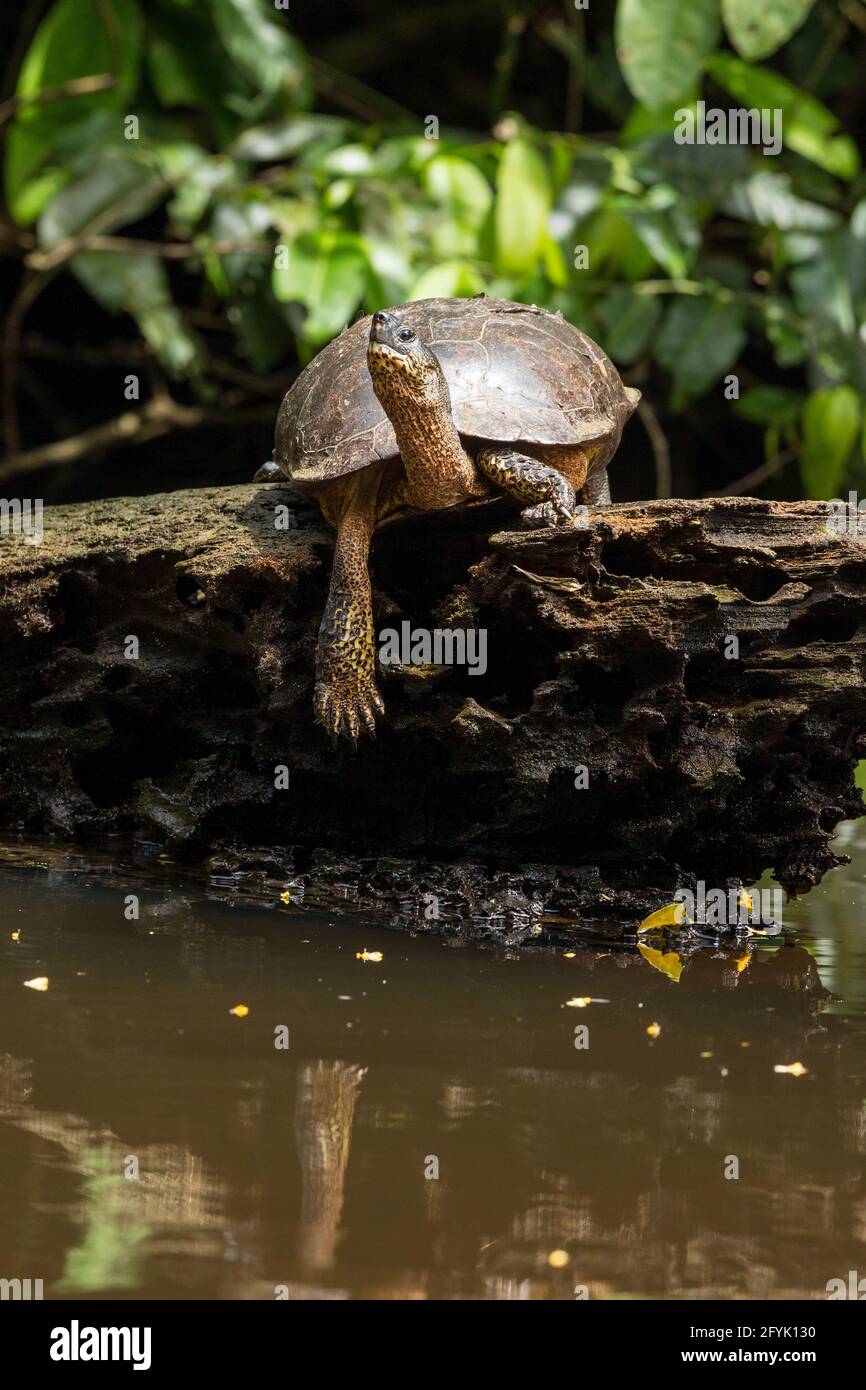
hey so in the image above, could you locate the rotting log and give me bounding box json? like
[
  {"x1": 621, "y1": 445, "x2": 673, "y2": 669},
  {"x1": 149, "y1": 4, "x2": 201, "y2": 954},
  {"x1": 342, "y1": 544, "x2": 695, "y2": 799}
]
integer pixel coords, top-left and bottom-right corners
[{"x1": 1, "y1": 484, "x2": 865, "y2": 929}]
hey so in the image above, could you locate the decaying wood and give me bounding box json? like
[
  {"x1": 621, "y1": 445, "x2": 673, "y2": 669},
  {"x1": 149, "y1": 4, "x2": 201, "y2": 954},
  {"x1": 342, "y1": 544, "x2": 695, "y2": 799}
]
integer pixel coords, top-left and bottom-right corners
[{"x1": 1, "y1": 483, "x2": 864, "y2": 921}]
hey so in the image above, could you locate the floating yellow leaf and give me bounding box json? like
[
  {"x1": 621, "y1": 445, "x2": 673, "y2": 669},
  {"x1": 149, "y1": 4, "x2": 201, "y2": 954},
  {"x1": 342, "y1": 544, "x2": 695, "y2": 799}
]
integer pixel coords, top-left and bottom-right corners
[
  {"x1": 229, "y1": 1004, "x2": 249, "y2": 1018},
  {"x1": 356, "y1": 949, "x2": 383, "y2": 963},
  {"x1": 547, "y1": 1249, "x2": 570, "y2": 1269},
  {"x1": 279, "y1": 891, "x2": 290, "y2": 904},
  {"x1": 637, "y1": 942, "x2": 683, "y2": 982},
  {"x1": 735, "y1": 952, "x2": 750, "y2": 974},
  {"x1": 700, "y1": 1050, "x2": 713, "y2": 1059},
  {"x1": 11, "y1": 931, "x2": 20, "y2": 942},
  {"x1": 646, "y1": 1021, "x2": 662, "y2": 1038},
  {"x1": 23, "y1": 976, "x2": 49, "y2": 991},
  {"x1": 566, "y1": 996, "x2": 592, "y2": 1008},
  {"x1": 637, "y1": 902, "x2": 688, "y2": 933},
  {"x1": 774, "y1": 1061, "x2": 807, "y2": 1077},
  {"x1": 563, "y1": 951, "x2": 576, "y2": 959},
  {"x1": 737, "y1": 889, "x2": 753, "y2": 914}
]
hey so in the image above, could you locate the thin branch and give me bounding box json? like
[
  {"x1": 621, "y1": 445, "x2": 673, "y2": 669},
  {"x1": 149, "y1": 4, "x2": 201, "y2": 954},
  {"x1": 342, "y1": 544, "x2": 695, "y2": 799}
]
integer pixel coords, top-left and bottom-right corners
[
  {"x1": 636, "y1": 399, "x2": 672, "y2": 499},
  {"x1": 25, "y1": 228, "x2": 270, "y2": 273},
  {"x1": 0, "y1": 397, "x2": 272, "y2": 482},
  {"x1": 308, "y1": 56, "x2": 416, "y2": 124},
  {"x1": 0, "y1": 73, "x2": 117, "y2": 129},
  {"x1": 20, "y1": 333, "x2": 288, "y2": 395},
  {"x1": 2, "y1": 271, "x2": 54, "y2": 457},
  {"x1": 839, "y1": 0, "x2": 866, "y2": 36},
  {"x1": 709, "y1": 446, "x2": 800, "y2": 498}
]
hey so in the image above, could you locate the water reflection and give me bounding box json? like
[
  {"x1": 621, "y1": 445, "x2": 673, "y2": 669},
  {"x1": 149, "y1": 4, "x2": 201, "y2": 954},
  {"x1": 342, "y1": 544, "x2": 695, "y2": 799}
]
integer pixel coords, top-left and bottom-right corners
[{"x1": 1, "y1": 828, "x2": 865, "y2": 1300}]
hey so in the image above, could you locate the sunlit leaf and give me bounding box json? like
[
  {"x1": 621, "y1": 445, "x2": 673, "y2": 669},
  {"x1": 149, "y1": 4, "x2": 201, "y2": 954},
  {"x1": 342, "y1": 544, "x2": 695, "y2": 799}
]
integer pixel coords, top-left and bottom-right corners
[
  {"x1": 37, "y1": 148, "x2": 165, "y2": 246},
  {"x1": 4, "y1": 0, "x2": 142, "y2": 224},
  {"x1": 615, "y1": 0, "x2": 720, "y2": 112},
  {"x1": 495, "y1": 139, "x2": 551, "y2": 275},
  {"x1": 722, "y1": 0, "x2": 816, "y2": 61},
  {"x1": 230, "y1": 116, "x2": 348, "y2": 161},
  {"x1": 800, "y1": 386, "x2": 862, "y2": 499},
  {"x1": 272, "y1": 230, "x2": 369, "y2": 345},
  {"x1": 207, "y1": 0, "x2": 308, "y2": 101},
  {"x1": 407, "y1": 260, "x2": 485, "y2": 300},
  {"x1": 706, "y1": 53, "x2": 860, "y2": 181},
  {"x1": 637, "y1": 902, "x2": 688, "y2": 932}
]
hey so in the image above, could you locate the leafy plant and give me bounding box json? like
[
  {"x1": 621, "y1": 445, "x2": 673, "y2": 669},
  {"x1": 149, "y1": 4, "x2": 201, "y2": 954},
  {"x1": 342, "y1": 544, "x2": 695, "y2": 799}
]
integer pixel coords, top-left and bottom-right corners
[{"x1": 2, "y1": 0, "x2": 864, "y2": 501}]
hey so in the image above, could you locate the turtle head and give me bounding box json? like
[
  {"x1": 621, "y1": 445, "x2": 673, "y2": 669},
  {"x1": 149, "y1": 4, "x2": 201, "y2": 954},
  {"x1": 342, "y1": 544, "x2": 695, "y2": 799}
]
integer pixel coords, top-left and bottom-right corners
[{"x1": 367, "y1": 310, "x2": 445, "y2": 410}]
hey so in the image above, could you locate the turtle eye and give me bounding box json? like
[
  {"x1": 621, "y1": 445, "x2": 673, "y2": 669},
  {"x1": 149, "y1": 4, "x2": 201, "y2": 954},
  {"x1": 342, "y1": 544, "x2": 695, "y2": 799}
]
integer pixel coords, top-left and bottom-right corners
[{"x1": 397, "y1": 327, "x2": 415, "y2": 342}]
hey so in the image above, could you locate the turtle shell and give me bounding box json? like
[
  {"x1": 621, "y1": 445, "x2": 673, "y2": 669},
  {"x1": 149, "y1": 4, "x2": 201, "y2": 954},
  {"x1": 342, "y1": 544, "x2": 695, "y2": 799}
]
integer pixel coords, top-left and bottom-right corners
[{"x1": 275, "y1": 296, "x2": 635, "y2": 487}]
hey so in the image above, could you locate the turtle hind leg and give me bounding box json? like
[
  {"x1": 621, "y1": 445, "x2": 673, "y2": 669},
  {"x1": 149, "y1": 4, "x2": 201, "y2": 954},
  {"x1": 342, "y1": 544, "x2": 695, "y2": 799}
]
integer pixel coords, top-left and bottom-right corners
[
  {"x1": 314, "y1": 470, "x2": 384, "y2": 741},
  {"x1": 581, "y1": 466, "x2": 611, "y2": 506},
  {"x1": 477, "y1": 447, "x2": 576, "y2": 528}
]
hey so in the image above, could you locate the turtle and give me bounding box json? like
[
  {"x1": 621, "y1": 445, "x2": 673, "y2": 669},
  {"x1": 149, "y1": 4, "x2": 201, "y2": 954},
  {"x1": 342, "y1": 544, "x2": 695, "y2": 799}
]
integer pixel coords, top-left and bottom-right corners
[{"x1": 255, "y1": 295, "x2": 639, "y2": 740}]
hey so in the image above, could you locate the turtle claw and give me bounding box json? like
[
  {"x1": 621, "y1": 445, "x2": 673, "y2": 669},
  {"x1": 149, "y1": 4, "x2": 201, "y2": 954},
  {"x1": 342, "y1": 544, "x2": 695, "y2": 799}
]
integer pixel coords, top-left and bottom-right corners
[
  {"x1": 521, "y1": 476, "x2": 576, "y2": 529},
  {"x1": 521, "y1": 499, "x2": 574, "y2": 529},
  {"x1": 314, "y1": 676, "x2": 384, "y2": 741}
]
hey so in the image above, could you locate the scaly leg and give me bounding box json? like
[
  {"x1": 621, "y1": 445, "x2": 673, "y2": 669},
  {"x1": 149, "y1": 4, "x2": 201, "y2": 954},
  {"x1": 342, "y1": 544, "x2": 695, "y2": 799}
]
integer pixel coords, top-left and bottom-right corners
[
  {"x1": 582, "y1": 466, "x2": 611, "y2": 506},
  {"x1": 314, "y1": 475, "x2": 383, "y2": 740},
  {"x1": 477, "y1": 447, "x2": 576, "y2": 528}
]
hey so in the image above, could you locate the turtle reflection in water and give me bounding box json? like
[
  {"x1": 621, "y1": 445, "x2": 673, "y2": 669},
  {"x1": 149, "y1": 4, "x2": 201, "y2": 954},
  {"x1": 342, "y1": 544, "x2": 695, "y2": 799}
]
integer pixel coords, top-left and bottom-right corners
[{"x1": 256, "y1": 296, "x2": 640, "y2": 739}]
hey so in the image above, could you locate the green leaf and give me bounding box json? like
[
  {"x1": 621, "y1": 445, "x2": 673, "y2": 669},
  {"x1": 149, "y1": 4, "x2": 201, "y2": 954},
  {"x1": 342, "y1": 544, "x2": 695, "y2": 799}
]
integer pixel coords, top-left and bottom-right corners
[
  {"x1": 230, "y1": 117, "x2": 348, "y2": 161},
  {"x1": 407, "y1": 261, "x2": 486, "y2": 301},
  {"x1": 272, "y1": 230, "x2": 368, "y2": 345},
  {"x1": 425, "y1": 156, "x2": 493, "y2": 228},
  {"x1": 37, "y1": 148, "x2": 165, "y2": 247},
  {"x1": 615, "y1": 0, "x2": 720, "y2": 112},
  {"x1": 722, "y1": 171, "x2": 839, "y2": 232},
  {"x1": 721, "y1": 0, "x2": 816, "y2": 61},
  {"x1": 619, "y1": 199, "x2": 698, "y2": 278},
  {"x1": 231, "y1": 290, "x2": 294, "y2": 371},
  {"x1": 72, "y1": 251, "x2": 204, "y2": 374},
  {"x1": 4, "y1": 0, "x2": 142, "y2": 224},
  {"x1": 706, "y1": 53, "x2": 860, "y2": 181},
  {"x1": 734, "y1": 386, "x2": 804, "y2": 425},
  {"x1": 655, "y1": 296, "x2": 748, "y2": 402},
  {"x1": 207, "y1": 0, "x2": 308, "y2": 100},
  {"x1": 495, "y1": 140, "x2": 551, "y2": 275},
  {"x1": 800, "y1": 386, "x2": 862, "y2": 499},
  {"x1": 597, "y1": 286, "x2": 662, "y2": 364},
  {"x1": 207, "y1": 198, "x2": 273, "y2": 292}
]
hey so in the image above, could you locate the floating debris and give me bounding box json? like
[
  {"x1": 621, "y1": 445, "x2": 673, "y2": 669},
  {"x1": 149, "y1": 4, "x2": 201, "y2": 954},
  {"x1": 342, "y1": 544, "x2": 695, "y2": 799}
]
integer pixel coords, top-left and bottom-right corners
[
  {"x1": 774, "y1": 1061, "x2": 808, "y2": 1077},
  {"x1": 646, "y1": 1022, "x2": 662, "y2": 1038},
  {"x1": 356, "y1": 949, "x2": 383, "y2": 963},
  {"x1": 547, "y1": 1249, "x2": 570, "y2": 1269},
  {"x1": 565, "y1": 996, "x2": 608, "y2": 1008},
  {"x1": 637, "y1": 903, "x2": 688, "y2": 933},
  {"x1": 229, "y1": 1004, "x2": 249, "y2": 1018},
  {"x1": 23, "y1": 976, "x2": 49, "y2": 991}
]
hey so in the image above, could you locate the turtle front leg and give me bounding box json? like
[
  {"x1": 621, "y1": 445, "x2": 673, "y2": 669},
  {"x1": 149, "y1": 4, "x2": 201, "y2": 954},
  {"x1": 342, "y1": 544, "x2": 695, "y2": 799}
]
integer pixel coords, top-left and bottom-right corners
[
  {"x1": 315, "y1": 502, "x2": 383, "y2": 741},
  {"x1": 477, "y1": 447, "x2": 576, "y2": 528}
]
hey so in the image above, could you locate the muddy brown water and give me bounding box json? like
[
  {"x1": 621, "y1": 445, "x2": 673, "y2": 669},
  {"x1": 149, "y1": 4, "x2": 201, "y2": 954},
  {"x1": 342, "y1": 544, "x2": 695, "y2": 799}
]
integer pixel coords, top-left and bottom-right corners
[{"x1": 1, "y1": 822, "x2": 866, "y2": 1301}]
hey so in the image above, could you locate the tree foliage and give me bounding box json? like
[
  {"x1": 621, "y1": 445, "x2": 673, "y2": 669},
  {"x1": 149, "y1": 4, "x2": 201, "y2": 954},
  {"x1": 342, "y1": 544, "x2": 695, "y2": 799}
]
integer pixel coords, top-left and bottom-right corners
[{"x1": 2, "y1": 0, "x2": 865, "y2": 499}]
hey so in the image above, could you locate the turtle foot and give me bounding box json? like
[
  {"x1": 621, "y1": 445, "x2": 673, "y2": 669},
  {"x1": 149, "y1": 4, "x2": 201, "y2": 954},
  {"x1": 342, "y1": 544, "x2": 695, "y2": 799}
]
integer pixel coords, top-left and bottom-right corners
[
  {"x1": 521, "y1": 497, "x2": 575, "y2": 529},
  {"x1": 314, "y1": 674, "x2": 384, "y2": 741}
]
